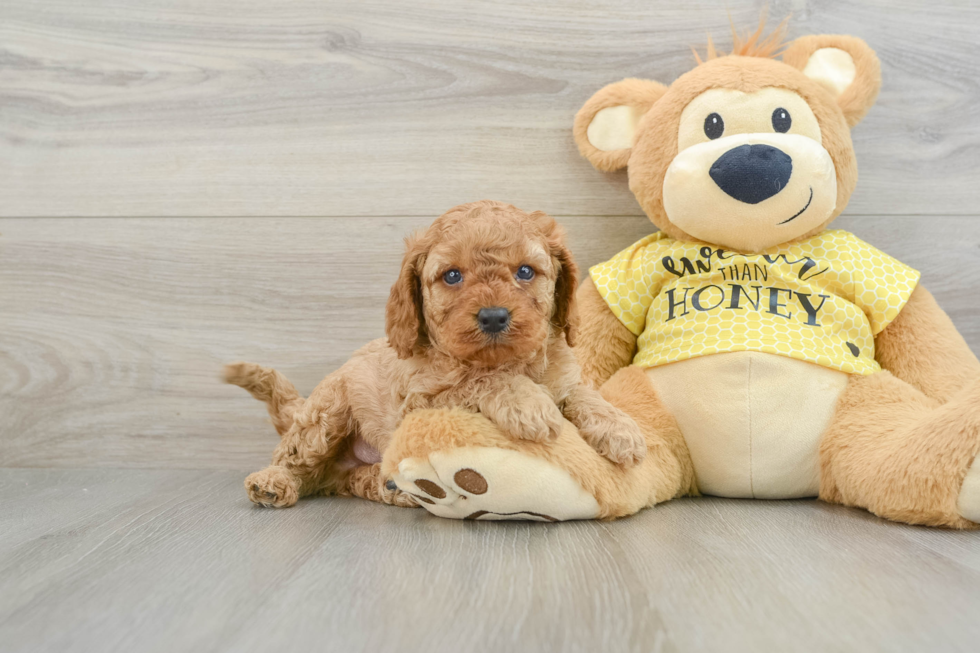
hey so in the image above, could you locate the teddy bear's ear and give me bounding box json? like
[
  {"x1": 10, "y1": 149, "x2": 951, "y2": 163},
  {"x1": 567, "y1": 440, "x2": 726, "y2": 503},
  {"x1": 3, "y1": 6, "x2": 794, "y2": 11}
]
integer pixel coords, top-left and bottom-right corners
[
  {"x1": 782, "y1": 35, "x2": 882, "y2": 128},
  {"x1": 574, "y1": 78, "x2": 668, "y2": 172}
]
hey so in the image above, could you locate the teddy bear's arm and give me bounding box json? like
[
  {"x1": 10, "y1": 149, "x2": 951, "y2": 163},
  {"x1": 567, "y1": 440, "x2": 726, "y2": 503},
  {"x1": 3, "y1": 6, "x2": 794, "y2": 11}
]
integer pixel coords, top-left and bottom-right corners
[
  {"x1": 874, "y1": 285, "x2": 980, "y2": 403},
  {"x1": 573, "y1": 277, "x2": 638, "y2": 388}
]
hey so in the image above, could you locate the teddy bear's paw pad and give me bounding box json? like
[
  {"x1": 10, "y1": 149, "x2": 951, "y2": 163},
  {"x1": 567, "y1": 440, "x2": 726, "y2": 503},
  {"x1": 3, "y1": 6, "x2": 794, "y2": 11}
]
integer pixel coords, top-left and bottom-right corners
[
  {"x1": 392, "y1": 456, "x2": 461, "y2": 506},
  {"x1": 392, "y1": 446, "x2": 600, "y2": 521},
  {"x1": 957, "y1": 454, "x2": 980, "y2": 524}
]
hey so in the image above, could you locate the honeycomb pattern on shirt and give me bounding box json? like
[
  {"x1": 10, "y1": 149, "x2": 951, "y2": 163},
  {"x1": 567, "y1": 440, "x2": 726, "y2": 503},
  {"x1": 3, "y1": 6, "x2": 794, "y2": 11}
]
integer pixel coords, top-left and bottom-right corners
[{"x1": 589, "y1": 230, "x2": 920, "y2": 375}]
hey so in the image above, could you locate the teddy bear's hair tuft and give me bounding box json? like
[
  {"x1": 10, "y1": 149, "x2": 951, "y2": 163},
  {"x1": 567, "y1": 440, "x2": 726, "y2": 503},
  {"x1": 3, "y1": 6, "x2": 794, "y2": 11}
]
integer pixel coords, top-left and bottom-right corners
[{"x1": 692, "y1": 15, "x2": 790, "y2": 65}]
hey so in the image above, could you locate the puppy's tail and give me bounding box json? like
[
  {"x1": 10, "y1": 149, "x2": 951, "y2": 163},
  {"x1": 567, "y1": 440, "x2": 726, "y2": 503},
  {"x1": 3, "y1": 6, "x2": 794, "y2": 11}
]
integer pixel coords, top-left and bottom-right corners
[{"x1": 224, "y1": 362, "x2": 304, "y2": 437}]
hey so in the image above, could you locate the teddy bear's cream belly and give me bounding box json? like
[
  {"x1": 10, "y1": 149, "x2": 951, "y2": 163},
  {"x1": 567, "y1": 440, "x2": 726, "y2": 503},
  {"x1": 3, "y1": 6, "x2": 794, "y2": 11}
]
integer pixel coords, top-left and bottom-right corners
[{"x1": 645, "y1": 351, "x2": 849, "y2": 499}]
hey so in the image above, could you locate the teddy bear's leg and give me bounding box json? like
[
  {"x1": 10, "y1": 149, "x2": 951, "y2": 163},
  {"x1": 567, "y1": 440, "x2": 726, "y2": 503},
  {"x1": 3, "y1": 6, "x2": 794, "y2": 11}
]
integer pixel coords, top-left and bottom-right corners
[
  {"x1": 383, "y1": 366, "x2": 696, "y2": 521},
  {"x1": 383, "y1": 409, "x2": 602, "y2": 521},
  {"x1": 819, "y1": 372, "x2": 980, "y2": 528}
]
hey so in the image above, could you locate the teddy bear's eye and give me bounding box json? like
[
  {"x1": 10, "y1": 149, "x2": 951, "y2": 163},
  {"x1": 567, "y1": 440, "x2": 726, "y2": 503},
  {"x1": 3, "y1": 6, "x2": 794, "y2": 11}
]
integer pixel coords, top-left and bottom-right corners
[
  {"x1": 772, "y1": 108, "x2": 792, "y2": 133},
  {"x1": 703, "y1": 113, "x2": 724, "y2": 140}
]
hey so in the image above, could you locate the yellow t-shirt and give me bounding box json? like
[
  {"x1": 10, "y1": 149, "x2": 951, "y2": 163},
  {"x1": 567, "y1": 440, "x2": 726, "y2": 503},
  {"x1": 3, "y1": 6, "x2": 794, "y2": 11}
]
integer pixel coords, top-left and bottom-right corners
[{"x1": 589, "y1": 230, "x2": 920, "y2": 375}]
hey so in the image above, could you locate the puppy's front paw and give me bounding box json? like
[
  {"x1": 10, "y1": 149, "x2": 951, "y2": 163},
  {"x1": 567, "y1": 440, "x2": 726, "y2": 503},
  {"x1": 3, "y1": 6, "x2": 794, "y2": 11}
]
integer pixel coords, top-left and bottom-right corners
[
  {"x1": 245, "y1": 466, "x2": 299, "y2": 507},
  {"x1": 518, "y1": 402, "x2": 566, "y2": 442},
  {"x1": 540, "y1": 403, "x2": 566, "y2": 441},
  {"x1": 492, "y1": 401, "x2": 565, "y2": 443},
  {"x1": 579, "y1": 415, "x2": 647, "y2": 468}
]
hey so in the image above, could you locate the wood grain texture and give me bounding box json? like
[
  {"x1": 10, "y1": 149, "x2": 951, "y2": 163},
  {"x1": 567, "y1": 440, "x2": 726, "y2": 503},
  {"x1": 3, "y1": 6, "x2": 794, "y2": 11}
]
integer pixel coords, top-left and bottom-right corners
[
  {"x1": 2, "y1": 3, "x2": 979, "y2": 650},
  {"x1": 2, "y1": 0, "x2": 980, "y2": 217},
  {"x1": 0, "y1": 468, "x2": 978, "y2": 653},
  {"x1": 1, "y1": 215, "x2": 978, "y2": 469}
]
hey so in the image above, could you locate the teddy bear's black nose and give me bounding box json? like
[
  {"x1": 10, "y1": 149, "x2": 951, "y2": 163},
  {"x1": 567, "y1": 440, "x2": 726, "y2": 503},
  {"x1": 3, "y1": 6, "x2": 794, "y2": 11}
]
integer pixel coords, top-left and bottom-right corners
[
  {"x1": 477, "y1": 307, "x2": 511, "y2": 334},
  {"x1": 709, "y1": 144, "x2": 793, "y2": 205}
]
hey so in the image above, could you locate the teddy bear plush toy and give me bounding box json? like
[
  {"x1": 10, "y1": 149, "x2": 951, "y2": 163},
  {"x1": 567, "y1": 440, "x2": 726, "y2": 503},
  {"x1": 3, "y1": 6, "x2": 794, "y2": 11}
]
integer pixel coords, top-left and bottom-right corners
[{"x1": 383, "y1": 27, "x2": 980, "y2": 528}]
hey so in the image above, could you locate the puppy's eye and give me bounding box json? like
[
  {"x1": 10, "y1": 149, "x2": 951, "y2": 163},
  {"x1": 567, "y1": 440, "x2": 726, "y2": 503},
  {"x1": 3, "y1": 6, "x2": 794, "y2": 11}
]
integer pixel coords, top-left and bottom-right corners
[
  {"x1": 443, "y1": 269, "x2": 462, "y2": 285},
  {"x1": 516, "y1": 265, "x2": 535, "y2": 281},
  {"x1": 772, "y1": 108, "x2": 792, "y2": 133},
  {"x1": 704, "y1": 113, "x2": 724, "y2": 140}
]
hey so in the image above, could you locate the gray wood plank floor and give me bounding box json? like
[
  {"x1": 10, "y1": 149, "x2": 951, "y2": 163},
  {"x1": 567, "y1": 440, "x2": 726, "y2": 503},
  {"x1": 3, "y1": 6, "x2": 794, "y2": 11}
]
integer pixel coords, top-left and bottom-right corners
[{"x1": 1, "y1": 469, "x2": 978, "y2": 653}]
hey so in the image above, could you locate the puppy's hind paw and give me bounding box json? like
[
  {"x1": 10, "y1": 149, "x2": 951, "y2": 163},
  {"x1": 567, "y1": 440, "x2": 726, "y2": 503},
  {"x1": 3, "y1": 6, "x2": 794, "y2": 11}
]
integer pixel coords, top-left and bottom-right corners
[
  {"x1": 245, "y1": 466, "x2": 299, "y2": 507},
  {"x1": 381, "y1": 478, "x2": 420, "y2": 508}
]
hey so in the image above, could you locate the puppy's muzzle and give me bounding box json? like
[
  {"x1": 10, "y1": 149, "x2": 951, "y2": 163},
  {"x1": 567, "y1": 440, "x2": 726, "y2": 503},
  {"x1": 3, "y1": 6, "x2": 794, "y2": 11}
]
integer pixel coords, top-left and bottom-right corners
[{"x1": 477, "y1": 307, "x2": 511, "y2": 334}]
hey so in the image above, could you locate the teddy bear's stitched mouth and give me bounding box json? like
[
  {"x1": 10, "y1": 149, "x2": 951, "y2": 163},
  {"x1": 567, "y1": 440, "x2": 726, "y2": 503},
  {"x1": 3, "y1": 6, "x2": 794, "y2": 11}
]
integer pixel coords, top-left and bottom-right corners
[{"x1": 777, "y1": 186, "x2": 814, "y2": 225}]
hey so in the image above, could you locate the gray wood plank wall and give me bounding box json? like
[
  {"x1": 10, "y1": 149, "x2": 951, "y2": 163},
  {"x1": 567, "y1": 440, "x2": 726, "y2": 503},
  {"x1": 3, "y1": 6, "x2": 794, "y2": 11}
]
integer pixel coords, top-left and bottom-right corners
[{"x1": 2, "y1": 0, "x2": 979, "y2": 470}]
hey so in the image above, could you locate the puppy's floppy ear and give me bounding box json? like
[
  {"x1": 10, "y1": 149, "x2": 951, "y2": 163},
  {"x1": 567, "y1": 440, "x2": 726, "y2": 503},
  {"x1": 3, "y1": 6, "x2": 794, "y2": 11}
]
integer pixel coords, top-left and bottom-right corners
[
  {"x1": 530, "y1": 211, "x2": 580, "y2": 346},
  {"x1": 385, "y1": 232, "x2": 430, "y2": 359},
  {"x1": 782, "y1": 35, "x2": 881, "y2": 127},
  {"x1": 574, "y1": 78, "x2": 668, "y2": 172}
]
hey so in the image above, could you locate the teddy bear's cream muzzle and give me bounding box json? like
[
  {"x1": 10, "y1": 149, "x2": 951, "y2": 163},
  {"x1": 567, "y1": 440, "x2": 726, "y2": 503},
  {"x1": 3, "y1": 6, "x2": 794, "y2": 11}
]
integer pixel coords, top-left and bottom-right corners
[{"x1": 662, "y1": 132, "x2": 837, "y2": 253}]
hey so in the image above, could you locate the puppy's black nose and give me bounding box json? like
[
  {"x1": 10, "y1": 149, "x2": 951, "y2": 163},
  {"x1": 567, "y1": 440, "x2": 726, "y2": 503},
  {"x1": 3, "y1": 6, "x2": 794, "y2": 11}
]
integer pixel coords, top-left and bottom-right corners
[
  {"x1": 709, "y1": 144, "x2": 793, "y2": 204},
  {"x1": 477, "y1": 307, "x2": 510, "y2": 334}
]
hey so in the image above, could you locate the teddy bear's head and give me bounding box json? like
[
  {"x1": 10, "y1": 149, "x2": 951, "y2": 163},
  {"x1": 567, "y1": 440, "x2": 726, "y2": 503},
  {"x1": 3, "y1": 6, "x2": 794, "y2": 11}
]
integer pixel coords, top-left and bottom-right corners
[{"x1": 574, "y1": 29, "x2": 881, "y2": 253}]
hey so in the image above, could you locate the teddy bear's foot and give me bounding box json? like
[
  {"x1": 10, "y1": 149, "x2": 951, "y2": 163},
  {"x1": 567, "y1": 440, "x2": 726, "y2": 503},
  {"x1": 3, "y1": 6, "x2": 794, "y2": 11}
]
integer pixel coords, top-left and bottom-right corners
[
  {"x1": 245, "y1": 465, "x2": 300, "y2": 508},
  {"x1": 391, "y1": 446, "x2": 600, "y2": 521},
  {"x1": 958, "y1": 455, "x2": 980, "y2": 524}
]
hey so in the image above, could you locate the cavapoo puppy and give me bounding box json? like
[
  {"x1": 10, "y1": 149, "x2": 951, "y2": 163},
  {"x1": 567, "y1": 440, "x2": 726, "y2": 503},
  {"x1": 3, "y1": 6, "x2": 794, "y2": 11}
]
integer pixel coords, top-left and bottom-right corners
[{"x1": 227, "y1": 200, "x2": 645, "y2": 508}]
